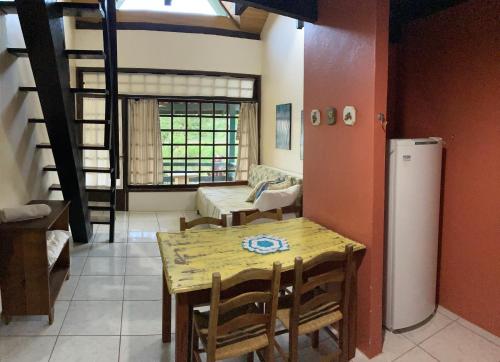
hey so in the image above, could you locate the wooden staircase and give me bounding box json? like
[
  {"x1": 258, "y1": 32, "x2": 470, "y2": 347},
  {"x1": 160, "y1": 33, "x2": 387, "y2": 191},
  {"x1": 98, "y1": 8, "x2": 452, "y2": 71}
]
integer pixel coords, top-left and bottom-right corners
[{"x1": 6, "y1": 0, "x2": 118, "y2": 243}]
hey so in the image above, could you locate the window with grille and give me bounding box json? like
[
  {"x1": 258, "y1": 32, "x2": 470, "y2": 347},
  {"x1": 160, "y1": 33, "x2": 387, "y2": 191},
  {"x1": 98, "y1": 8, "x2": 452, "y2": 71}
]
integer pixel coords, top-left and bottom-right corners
[{"x1": 159, "y1": 101, "x2": 240, "y2": 185}]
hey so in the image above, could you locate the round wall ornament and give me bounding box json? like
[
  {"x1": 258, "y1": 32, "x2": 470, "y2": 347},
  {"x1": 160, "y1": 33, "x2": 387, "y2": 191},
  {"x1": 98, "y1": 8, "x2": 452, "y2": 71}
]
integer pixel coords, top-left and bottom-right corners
[{"x1": 311, "y1": 109, "x2": 321, "y2": 126}]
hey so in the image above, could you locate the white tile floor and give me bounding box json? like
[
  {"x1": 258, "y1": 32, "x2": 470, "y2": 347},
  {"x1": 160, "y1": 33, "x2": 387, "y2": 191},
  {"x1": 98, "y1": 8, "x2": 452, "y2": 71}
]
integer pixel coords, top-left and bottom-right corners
[{"x1": 0, "y1": 211, "x2": 499, "y2": 362}]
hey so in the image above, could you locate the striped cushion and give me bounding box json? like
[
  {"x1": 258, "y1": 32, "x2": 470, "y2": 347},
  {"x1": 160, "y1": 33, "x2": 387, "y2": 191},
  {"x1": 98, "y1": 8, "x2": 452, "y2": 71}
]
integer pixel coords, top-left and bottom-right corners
[
  {"x1": 194, "y1": 304, "x2": 267, "y2": 347},
  {"x1": 277, "y1": 301, "x2": 342, "y2": 336},
  {"x1": 248, "y1": 164, "x2": 302, "y2": 188}
]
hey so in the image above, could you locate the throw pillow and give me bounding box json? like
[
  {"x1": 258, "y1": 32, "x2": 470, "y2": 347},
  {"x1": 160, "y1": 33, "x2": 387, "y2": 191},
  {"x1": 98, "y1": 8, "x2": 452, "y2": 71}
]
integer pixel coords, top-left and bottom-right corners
[
  {"x1": 246, "y1": 180, "x2": 268, "y2": 202},
  {"x1": 267, "y1": 177, "x2": 292, "y2": 192},
  {"x1": 254, "y1": 178, "x2": 292, "y2": 200},
  {"x1": 253, "y1": 185, "x2": 301, "y2": 212},
  {"x1": 245, "y1": 177, "x2": 289, "y2": 202}
]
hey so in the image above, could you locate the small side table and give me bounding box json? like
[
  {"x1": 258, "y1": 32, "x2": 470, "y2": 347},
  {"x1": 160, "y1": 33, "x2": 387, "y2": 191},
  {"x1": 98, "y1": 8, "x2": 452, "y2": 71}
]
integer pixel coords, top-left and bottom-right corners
[{"x1": 0, "y1": 200, "x2": 71, "y2": 324}]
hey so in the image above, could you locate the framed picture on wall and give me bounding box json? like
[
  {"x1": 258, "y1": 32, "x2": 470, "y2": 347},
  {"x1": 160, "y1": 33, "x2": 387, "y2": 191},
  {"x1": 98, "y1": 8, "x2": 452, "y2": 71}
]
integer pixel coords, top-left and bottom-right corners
[{"x1": 276, "y1": 103, "x2": 292, "y2": 150}]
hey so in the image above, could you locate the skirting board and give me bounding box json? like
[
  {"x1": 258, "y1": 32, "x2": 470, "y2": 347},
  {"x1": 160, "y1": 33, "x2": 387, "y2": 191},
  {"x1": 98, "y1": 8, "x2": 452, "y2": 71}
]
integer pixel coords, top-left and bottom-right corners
[{"x1": 129, "y1": 191, "x2": 196, "y2": 212}]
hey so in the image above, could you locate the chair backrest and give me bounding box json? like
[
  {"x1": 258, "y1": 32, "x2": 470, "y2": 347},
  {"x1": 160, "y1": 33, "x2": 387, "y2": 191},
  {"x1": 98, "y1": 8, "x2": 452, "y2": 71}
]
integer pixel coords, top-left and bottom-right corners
[
  {"x1": 180, "y1": 215, "x2": 227, "y2": 231},
  {"x1": 239, "y1": 208, "x2": 283, "y2": 225},
  {"x1": 206, "y1": 262, "x2": 282, "y2": 358},
  {"x1": 290, "y1": 245, "x2": 354, "y2": 328}
]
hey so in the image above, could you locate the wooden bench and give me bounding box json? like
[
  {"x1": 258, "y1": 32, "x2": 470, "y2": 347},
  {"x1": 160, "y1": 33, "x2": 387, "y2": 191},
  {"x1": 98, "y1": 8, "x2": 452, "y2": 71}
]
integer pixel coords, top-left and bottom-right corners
[{"x1": 0, "y1": 200, "x2": 71, "y2": 324}]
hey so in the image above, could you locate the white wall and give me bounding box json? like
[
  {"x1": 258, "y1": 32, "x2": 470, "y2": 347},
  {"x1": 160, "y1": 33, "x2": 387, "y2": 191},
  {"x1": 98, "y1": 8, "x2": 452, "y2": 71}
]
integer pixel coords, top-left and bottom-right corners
[
  {"x1": 0, "y1": 15, "x2": 50, "y2": 208},
  {"x1": 0, "y1": 15, "x2": 303, "y2": 212},
  {"x1": 71, "y1": 28, "x2": 263, "y2": 211},
  {"x1": 73, "y1": 29, "x2": 262, "y2": 74},
  {"x1": 129, "y1": 191, "x2": 196, "y2": 212},
  {"x1": 260, "y1": 14, "x2": 304, "y2": 174}
]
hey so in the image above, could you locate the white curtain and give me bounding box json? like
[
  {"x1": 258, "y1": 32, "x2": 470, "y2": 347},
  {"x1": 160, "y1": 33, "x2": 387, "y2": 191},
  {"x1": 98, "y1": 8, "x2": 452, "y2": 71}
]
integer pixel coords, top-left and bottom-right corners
[
  {"x1": 236, "y1": 102, "x2": 259, "y2": 180},
  {"x1": 129, "y1": 99, "x2": 163, "y2": 185}
]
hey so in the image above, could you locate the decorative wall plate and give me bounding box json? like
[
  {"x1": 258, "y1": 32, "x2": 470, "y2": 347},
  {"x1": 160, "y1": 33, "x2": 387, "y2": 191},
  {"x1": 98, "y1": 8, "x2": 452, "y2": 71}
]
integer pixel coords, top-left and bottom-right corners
[
  {"x1": 343, "y1": 106, "x2": 357, "y2": 126},
  {"x1": 326, "y1": 107, "x2": 337, "y2": 125},
  {"x1": 242, "y1": 234, "x2": 290, "y2": 255},
  {"x1": 311, "y1": 109, "x2": 321, "y2": 126}
]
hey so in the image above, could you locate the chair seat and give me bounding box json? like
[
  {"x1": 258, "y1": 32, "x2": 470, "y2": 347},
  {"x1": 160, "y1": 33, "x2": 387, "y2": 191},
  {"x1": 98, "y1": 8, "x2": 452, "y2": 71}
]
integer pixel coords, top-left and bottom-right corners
[
  {"x1": 277, "y1": 301, "x2": 342, "y2": 336},
  {"x1": 194, "y1": 304, "x2": 270, "y2": 360}
]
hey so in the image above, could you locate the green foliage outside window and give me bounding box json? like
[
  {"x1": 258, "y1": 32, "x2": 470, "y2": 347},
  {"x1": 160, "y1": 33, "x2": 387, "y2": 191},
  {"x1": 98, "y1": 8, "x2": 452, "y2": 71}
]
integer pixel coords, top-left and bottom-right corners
[{"x1": 159, "y1": 101, "x2": 239, "y2": 185}]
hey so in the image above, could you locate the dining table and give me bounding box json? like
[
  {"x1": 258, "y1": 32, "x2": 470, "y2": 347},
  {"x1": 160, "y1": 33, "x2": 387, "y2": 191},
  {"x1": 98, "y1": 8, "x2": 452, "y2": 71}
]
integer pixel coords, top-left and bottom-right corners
[{"x1": 156, "y1": 217, "x2": 366, "y2": 362}]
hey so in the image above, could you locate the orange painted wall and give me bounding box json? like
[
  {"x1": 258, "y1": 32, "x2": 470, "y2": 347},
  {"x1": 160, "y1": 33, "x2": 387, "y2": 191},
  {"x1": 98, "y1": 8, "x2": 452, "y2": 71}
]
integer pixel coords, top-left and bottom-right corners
[
  {"x1": 303, "y1": 0, "x2": 389, "y2": 356},
  {"x1": 394, "y1": 0, "x2": 500, "y2": 335}
]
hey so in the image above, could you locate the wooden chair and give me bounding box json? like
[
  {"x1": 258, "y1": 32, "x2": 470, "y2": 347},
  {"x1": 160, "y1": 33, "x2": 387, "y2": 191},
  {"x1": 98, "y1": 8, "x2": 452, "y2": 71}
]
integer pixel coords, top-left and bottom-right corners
[
  {"x1": 180, "y1": 214, "x2": 227, "y2": 231},
  {"x1": 239, "y1": 208, "x2": 283, "y2": 225},
  {"x1": 191, "y1": 262, "x2": 282, "y2": 362},
  {"x1": 275, "y1": 245, "x2": 354, "y2": 362}
]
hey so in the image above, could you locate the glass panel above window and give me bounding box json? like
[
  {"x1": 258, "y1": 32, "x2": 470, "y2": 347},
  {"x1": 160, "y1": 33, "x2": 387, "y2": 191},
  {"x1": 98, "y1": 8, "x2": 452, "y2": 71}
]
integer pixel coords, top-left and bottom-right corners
[{"x1": 83, "y1": 72, "x2": 255, "y2": 99}]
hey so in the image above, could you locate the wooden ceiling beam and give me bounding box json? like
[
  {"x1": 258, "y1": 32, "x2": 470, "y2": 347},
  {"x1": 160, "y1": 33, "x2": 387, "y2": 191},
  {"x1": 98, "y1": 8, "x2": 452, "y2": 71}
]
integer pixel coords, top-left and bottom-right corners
[
  {"x1": 218, "y1": 0, "x2": 241, "y2": 29},
  {"x1": 235, "y1": 4, "x2": 247, "y2": 15}
]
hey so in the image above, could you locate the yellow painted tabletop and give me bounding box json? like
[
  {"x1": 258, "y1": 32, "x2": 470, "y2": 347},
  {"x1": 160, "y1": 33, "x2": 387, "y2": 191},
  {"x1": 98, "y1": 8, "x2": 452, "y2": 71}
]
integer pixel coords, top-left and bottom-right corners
[{"x1": 157, "y1": 217, "x2": 366, "y2": 294}]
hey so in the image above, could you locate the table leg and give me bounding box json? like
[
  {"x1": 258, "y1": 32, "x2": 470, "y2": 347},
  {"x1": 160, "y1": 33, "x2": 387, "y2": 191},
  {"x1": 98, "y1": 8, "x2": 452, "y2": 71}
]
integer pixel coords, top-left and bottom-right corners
[
  {"x1": 188, "y1": 305, "x2": 194, "y2": 362},
  {"x1": 162, "y1": 272, "x2": 171, "y2": 343},
  {"x1": 176, "y1": 293, "x2": 190, "y2": 362}
]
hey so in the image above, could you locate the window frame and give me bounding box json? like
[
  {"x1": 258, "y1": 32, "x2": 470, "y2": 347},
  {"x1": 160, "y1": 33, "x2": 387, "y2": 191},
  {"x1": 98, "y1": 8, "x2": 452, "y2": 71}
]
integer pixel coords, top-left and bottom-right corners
[
  {"x1": 76, "y1": 66, "x2": 260, "y2": 193},
  {"x1": 159, "y1": 100, "x2": 241, "y2": 186}
]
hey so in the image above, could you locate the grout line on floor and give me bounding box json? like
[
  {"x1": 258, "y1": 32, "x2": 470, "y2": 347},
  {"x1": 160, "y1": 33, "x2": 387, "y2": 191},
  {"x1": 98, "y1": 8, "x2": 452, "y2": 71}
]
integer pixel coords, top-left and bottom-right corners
[
  {"x1": 47, "y1": 333, "x2": 166, "y2": 337},
  {"x1": 49, "y1": 282, "x2": 75, "y2": 361},
  {"x1": 126, "y1": 212, "x2": 130, "y2": 243},
  {"x1": 155, "y1": 212, "x2": 161, "y2": 236},
  {"x1": 419, "y1": 345, "x2": 441, "y2": 362},
  {"x1": 57, "y1": 333, "x2": 123, "y2": 336},
  {"x1": 455, "y1": 319, "x2": 500, "y2": 348},
  {"x1": 392, "y1": 346, "x2": 435, "y2": 361},
  {"x1": 118, "y1": 263, "x2": 126, "y2": 361},
  {"x1": 412, "y1": 317, "x2": 454, "y2": 346},
  {"x1": 118, "y1": 213, "x2": 129, "y2": 361},
  {"x1": 74, "y1": 274, "x2": 127, "y2": 278}
]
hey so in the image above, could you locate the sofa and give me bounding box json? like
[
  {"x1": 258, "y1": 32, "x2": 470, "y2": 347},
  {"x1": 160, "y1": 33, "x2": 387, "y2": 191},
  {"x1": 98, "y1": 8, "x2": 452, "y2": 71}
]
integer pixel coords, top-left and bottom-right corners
[{"x1": 196, "y1": 164, "x2": 303, "y2": 225}]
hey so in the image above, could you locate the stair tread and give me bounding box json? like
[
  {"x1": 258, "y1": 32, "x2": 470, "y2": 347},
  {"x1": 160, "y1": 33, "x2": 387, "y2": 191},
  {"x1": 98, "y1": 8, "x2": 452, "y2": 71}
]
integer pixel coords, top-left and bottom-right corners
[
  {"x1": 28, "y1": 118, "x2": 45, "y2": 124},
  {"x1": 0, "y1": 1, "x2": 17, "y2": 14},
  {"x1": 0, "y1": 2, "x2": 104, "y2": 18},
  {"x1": 65, "y1": 49, "x2": 105, "y2": 59},
  {"x1": 49, "y1": 184, "x2": 112, "y2": 192},
  {"x1": 8, "y1": 48, "x2": 104, "y2": 59},
  {"x1": 89, "y1": 201, "x2": 114, "y2": 210},
  {"x1": 7, "y1": 48, "x2": 28, "y2": 57},
  {"x1": 36, "y1": 143, "x2": 51, "y2": 148},
  {"x1": 90, "y1": 213, "x2": 111, "y2": 224},
  {"x1": 75, "y1": 119, "x2": 110, "y2": 125},
  {"x1": 37, "y1": 143, "x2": 109, "y2": 150},
  {"x1": 71, "y1": 88, "x2": 108, "y2": 94},
  {"x1": 20, "y1": 86, "x2": 107, "y2": 95},
  {"x1": 29, "y1": 118, "x2": 109, "y2": 124},
  {"x1": 82, "y1": 166, "x2": 113, "y2": 173},
  {"x1": 79, "y1": 143, "x2": 108, "y2": 149},
  {"x1": 59, "y1": 2, "x2": 104, "y2": 18},
  {"x1": 44, "y1": 165, "x2": 112, "y2": 173}
]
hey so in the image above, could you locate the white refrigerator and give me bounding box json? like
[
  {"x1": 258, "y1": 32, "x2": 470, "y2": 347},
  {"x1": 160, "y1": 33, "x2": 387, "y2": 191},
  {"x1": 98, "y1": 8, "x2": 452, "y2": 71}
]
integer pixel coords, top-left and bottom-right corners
[{"x1": 385, "y1": 138, "x2": 443, "y2": 331}]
